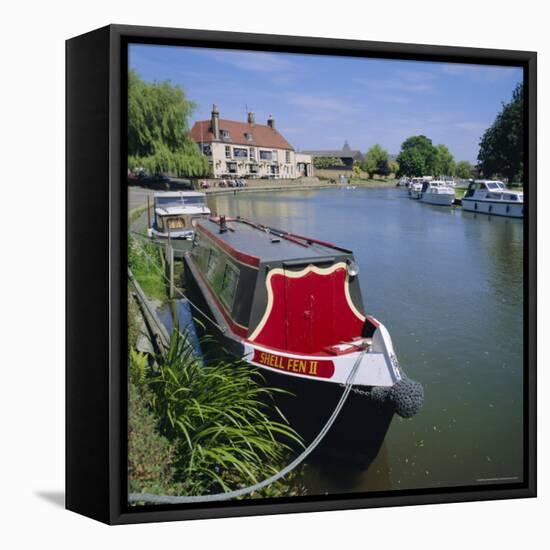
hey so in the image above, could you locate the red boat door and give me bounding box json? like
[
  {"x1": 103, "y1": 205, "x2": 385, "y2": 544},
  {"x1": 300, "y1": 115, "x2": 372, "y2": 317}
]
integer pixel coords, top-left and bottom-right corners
[{"x1": 283, "y1": 261, "x2": 336, "y2": 354}]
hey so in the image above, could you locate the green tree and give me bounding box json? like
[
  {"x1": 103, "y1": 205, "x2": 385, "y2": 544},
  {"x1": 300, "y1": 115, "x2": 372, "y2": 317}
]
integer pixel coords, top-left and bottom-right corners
[
  {"x1": 396, "y1": 135, "x2": 436, "y2": 177},
  {"x1": 362, "y1": 144, "x2": 390, "y2": 178},
  {"x1": 388, "y1": 160, "x2": 399, "y2": 176},
  {"x1": 313, "y1": 156, "x2": 344, "y2": 169},
  {"x1": 478, "y1": 83, "x2": 524, "y2": 184},
  {"x1": 433, "y1": 144, "x2": 455, "y2": 176},
  {"x1": 455, "y1": 160, "x2": 474, "y2": 179},
  {"x1": 128, "y1": 70, "x2": 209, "y2": 177}
]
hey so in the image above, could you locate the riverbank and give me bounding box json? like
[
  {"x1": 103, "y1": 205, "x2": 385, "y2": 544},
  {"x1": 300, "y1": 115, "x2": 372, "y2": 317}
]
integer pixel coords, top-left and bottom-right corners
[{"x1": 203, "y1": 177, "x2": 398, "y2": 195}]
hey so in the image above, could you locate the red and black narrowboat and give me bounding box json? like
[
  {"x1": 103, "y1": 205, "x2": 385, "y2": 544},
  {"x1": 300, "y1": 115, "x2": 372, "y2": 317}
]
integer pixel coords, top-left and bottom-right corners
[{"x1": 183, "y1": 216, "x2": 423, "y2": 464}]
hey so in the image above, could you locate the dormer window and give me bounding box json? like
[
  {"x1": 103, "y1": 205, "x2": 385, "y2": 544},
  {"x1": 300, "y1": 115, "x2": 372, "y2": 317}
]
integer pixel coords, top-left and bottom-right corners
[
  {"x1": 244, "y1": 132, "x2": 253, "y2": 141},
  {"x1": 221, "y1": 129, "x2": 231, "y2": 140}
]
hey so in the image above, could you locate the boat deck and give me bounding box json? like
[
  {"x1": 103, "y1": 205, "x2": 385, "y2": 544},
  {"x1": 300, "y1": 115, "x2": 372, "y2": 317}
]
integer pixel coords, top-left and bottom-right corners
[{"x1": 197, "y1": 218, "x2": 350, "y2": 263}]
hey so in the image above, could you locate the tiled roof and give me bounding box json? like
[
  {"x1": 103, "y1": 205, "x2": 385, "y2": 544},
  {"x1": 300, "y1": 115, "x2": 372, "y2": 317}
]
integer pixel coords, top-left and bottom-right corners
[
  {"x1": 302, "y1": 149, "x2": 363, "y2": 159},
  {"x1": 189, "y1": 119, "x2": 294, "y2": 150}
]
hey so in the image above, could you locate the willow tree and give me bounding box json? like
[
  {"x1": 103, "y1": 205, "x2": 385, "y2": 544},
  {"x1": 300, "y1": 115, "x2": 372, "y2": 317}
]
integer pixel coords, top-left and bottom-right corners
[
  {"x1": 128, "y1": 70, "x2": 208, "y2": 177},
  {"x1": 432, "y1": 144, "x2": 455, "y2": 177}
]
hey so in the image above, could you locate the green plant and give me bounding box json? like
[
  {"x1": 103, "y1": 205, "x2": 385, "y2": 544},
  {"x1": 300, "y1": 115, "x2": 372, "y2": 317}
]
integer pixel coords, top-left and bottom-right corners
[
  {"x1": 361, "y1": 144, "x2": 390, "y2": 177},
  {"x1": 148, "y1": 328, "x2": 303, "y2": 495},
  {"x1": 128, "y1": 234, "x2": 167, "y2": 301},
  {"x1": 128, "y1": 70, "x2": 209, "y2": 177},
  {"x1": 313, "y1": 156, "x2": 344, "y2": 169},
  {"x1": 478, "y1": 83, "x2": 523, "y2": 184},
  {"x1": 128, "y1": 350, "x2": 179, "y2": 495}
]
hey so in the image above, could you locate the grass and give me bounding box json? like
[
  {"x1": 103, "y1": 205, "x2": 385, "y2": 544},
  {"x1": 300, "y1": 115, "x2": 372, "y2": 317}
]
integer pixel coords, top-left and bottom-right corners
[
  {"x1": 128, "y1": 327, "x2": 305, "y2": 499},
  {"x1": 128, "y1": 233, "x2": 167, "y2": 302},
  {"x1": 349, "y1": 178, "x2": 398, "y2": 187}
]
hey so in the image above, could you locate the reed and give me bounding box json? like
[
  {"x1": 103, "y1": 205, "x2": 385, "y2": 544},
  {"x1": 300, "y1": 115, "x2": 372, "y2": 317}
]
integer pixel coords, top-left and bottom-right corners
[{"x1": 137, "y1": 328, "x2": 304, "y2": 496}]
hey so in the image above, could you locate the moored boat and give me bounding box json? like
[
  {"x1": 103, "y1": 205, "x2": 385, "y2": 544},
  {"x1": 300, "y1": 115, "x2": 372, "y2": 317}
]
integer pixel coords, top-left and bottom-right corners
[
  {"x1": 408, "y1": 177, "x2": 425, "y2": 198},
  {"x1": 417, "y1": 179, "x2": 455, "y2": 206},
  {"x1": 183, "y1": 216, "x2": 424, "y2": 463},
  {"x1": 461, "y1": 180, "x2": 523, "y2": 218},
  {"x1": 147, "y1": 191, "x2": 211, "y2": 241}
]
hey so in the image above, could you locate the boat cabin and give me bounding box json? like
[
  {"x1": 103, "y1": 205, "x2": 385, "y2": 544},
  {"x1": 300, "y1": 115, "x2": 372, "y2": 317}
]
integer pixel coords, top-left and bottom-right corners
[
  {"x1": 421, "y1": 180, "x2": 454, "y2": 193},
  {"x1": 187, "y1": 217, "x2": 375, "y2": 355},
  {"x1": 150, "y1": 191, "x2": 210, "y2": 239},
  {"x1": 464, "y1": 180, "x2": 523, "y2": 202}
]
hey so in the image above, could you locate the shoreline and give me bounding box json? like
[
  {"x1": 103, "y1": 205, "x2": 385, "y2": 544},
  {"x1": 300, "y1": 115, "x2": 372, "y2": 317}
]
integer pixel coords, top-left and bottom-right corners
[{"x1": 204, "y1": 178, "x2": 398, "y2": 196}]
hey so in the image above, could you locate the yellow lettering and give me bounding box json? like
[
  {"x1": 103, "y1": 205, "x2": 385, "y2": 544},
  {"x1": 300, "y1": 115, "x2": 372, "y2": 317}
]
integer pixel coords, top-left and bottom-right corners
[
  {"x1": 299, "y1": 361, "x2": 307, "y2": 373},
  {"x1": 309, "y1": 361, "x2": 318, "y2": 376},
  {"x1": 260, "y1": 352, "x2": 268, "y2": 365}
]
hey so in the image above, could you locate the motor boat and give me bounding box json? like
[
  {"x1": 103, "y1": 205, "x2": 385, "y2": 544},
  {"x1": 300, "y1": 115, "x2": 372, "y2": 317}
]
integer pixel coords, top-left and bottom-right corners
[{"x1": 461, "y1": 180, "x2": 523, "y2": 218}]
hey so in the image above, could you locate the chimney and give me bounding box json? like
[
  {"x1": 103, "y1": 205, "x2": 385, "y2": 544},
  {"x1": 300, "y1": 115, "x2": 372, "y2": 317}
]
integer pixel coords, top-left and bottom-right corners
[
  {"x1": 211, "y1": 104, "x2": 220, "y2": 140},
  {"x1": 247, "y1": 111, "x2": 255, "y2": 125},
  {"x1": 267, "y1": 114, "x2": 275, "y2": 130}
]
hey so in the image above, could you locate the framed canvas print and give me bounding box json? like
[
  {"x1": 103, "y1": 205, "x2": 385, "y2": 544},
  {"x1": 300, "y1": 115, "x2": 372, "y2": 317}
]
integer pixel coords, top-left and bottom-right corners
[{"x1": 66, "y1": 24, "x2": 537, "y2": 525}]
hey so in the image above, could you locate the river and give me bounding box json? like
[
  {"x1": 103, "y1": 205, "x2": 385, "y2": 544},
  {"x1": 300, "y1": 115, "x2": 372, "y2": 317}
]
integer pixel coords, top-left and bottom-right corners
[{"x1": 207, "y1": 186, "x2": 524, "y2": 495}]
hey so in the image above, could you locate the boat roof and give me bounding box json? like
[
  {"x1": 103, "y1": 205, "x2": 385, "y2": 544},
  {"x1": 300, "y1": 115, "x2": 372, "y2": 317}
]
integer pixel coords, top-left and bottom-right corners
[
  {"x1": 197, "y1": 218, "x2": 352, "y2": 263},
  {"x1": 155, "y1": 205, "x2": 211, "y2": 216},
  {"x1": 153, "y1": 191, "x2": 205, "y2": 198}
]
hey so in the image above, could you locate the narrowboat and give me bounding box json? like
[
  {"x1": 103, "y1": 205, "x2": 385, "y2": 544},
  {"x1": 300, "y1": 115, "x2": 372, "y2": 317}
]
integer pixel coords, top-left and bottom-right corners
[
  {"x1": 461, "y1": 180, "x2": 523, "y2": 218},
  {"x1": 183, "y1": 216, "x2": 424, "y2": 464},
  {"x1": 147, "y1": 191, "x2": 211, "y2": 241}
]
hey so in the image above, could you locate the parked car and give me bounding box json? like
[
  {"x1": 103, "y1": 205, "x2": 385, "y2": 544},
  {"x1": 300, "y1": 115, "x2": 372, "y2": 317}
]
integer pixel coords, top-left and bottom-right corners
[{"x1": 170, "y1": 178, "x2": 194, "y2": 190}]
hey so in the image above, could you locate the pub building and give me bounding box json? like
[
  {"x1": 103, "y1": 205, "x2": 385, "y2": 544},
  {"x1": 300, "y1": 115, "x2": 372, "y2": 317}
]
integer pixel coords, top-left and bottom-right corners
[{"x1": 189, "y1": 105, "x2": 313, "y2": 179}]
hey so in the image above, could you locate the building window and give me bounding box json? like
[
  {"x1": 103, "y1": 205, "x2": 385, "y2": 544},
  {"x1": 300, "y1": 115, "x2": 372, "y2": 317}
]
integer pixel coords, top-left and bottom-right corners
[
  {"x1": 285, "y1": 150, "x2": 291, "y2": 163},
  {"x1": 272, "y1": 150, "x2": 278, "y2": 162},
  {"x1": 221, "y1": 129, "x2": 231, "y2": 140},
  {"x1": 227, "y1": 162, "x2": 237, "y2": 174},
  {"x1": 233, "y1": 147, "x2": 248, "y2": 158},
  {"x1": 220, "y1": 262, "x2": 239, "y2": 309},
  {"x1": 259, "y1": 150, "x2": 272, "y2": 161},
  {"x1": 225, "y1": 145, "x2": 231, "y2": 158},
  {"x1": 244, "y1": 132, "x2": 252, "y2": 141},
  {"x1": 202, "y1": 144, "x2": 212, "y2": 156},
  {"x1": 249, "y1": 147, "x2": 255, "y2": 160}
]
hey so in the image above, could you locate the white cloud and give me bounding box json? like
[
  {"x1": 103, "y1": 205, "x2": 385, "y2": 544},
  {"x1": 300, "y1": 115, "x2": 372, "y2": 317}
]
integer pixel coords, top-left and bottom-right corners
[
  {"x1": 285, "y1": 93, "x2": 359, "y2": 115},
  {"x1": 440, "y1": 63, "x2": 520, "y2": 82},
  {"x1": 353, "y1": 72, "x2": 435, "y2": 93},
  {"x1": 199, "y1": 49, "x2": 294, "y2": 74}
]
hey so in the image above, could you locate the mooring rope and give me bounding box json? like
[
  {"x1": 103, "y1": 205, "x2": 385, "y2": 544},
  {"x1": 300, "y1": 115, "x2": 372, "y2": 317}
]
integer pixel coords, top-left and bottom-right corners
[{"x1": 128, "y1": 346, "x2": 367, "y2": 505}]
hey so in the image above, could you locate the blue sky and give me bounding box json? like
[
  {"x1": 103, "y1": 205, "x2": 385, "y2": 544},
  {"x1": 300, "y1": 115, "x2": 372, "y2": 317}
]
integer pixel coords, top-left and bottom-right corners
[{"x1": 129, "y1": 44, "x2": 523, "y2": 162}]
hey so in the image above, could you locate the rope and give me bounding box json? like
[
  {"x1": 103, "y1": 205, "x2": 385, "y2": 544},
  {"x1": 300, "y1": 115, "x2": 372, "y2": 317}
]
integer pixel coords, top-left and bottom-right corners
[
  {"x1": 129, "y1": 234, "x2": 227, "y2": 334},
  {"x1": 128, "y1": 346, "x2": 367, "y2": 505}
]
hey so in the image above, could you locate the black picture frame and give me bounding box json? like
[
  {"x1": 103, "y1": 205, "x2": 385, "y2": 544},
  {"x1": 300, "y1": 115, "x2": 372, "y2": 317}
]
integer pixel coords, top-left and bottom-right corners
[{"x1": 66, "y1": 24, "x2": 537, "y2": 525}]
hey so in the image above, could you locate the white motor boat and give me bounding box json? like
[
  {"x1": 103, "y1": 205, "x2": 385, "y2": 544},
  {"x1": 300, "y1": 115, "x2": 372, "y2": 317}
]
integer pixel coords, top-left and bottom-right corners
[
  {"x1": 147, "y1": 191, "x2": 211, "y2": 240},
  {"x1": 461, "y1": 180, "x2": 523, "y2": 218},
  {"x1": 398, "y1": 177, "x2": 410, "y2": 187},
  {"x1": 408, "y1": 178, "x2": 425, "y2": 199},
  {"x1": 417, "y1": 180, "x2": 455, "y2": 206}
]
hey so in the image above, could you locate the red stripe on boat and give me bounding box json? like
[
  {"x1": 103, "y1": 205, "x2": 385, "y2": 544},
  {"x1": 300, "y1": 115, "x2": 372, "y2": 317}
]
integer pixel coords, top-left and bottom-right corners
[{"x1": 198, "y1": 223, "x2": 260, "y2": 267}]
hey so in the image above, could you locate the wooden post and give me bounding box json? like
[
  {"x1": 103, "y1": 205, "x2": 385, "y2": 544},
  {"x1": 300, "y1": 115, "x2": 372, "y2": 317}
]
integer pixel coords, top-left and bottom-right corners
[
  {"x1": 169, "y1": 245, "x2": 174, "y2": 299},
  {"x1": 147, "y1": 195, "x2": 151, "y2": 229}
]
